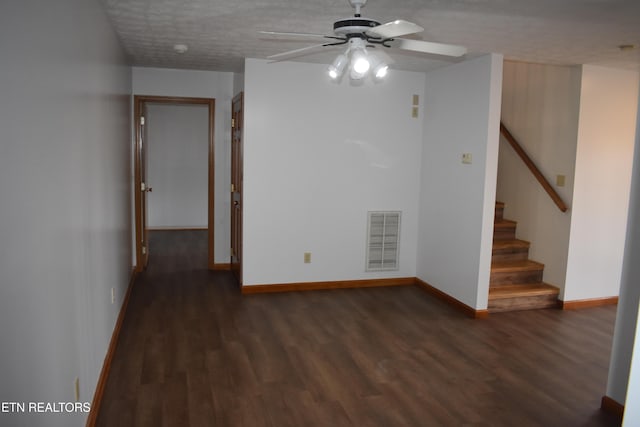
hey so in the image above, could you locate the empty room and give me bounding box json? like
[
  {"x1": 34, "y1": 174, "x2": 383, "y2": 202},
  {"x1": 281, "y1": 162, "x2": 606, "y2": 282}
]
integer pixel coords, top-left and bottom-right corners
[{"x1": 1, "y1": 0, "x2": 640, "y2": 426}]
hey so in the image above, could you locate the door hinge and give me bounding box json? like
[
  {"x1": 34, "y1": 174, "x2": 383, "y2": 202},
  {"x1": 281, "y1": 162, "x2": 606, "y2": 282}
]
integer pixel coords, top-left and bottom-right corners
[
  {"x1": 141, "y1": 182, "x2": 146, "y2": 191},
  {"x1": 231, "y1": 118, "x2": 235, "y2": 128},
  {"x1": 141, "y1": 116, "x2": 145, "y2": 125},
  {"x1": 231, "y1": 247, "x2": 235, "y2": 257},
  {"x1": 142, "y1": 246, "x2": 147, "y2": 255},
  {"x1": 231, "y1": 183, "x2": 235, "y2": 193}
]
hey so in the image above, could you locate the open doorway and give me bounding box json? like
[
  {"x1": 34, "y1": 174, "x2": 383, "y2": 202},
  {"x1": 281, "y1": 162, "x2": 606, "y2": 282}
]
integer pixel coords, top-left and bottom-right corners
[{"x1": 133, "y1": 95, "x2": 216, "y2": 272}]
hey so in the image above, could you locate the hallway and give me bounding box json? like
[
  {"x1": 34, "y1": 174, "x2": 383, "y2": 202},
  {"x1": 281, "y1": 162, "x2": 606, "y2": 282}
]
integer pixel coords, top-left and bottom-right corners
[{"x1": 96, "y1": 231, "x2": 620, "y2": 426}]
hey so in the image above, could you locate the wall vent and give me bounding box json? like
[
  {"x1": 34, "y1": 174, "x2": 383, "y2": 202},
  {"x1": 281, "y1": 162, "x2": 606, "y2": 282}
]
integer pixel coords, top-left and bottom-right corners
[{"x1": 366, "y1": 211, "x2": 401, "y2": 271}]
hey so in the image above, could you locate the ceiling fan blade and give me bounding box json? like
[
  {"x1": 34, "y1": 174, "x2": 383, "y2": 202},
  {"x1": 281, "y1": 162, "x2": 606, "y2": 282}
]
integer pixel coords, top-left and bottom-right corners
[
  {"x1": 260, "y1": 31, "x2": 331, "y2": 39},
  {"x1": 365, "y1": 20, "x2": 423, "y2": 39},
  {"x1": 391, "y1": 38, "x2": 467, "y2": 57},
  {"x1": 267, "y1": 43, "x2": 328, "y2": 61}
]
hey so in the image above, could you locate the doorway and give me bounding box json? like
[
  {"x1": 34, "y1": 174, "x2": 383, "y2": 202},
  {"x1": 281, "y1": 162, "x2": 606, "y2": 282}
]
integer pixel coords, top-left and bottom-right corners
[{"x1": 133, "y1": 95, "x2": 216, "y2": 272}]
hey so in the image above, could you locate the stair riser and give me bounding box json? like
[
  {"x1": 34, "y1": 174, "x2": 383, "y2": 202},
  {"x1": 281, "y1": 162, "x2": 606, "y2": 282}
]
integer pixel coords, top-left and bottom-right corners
[
  {"x1": 490, "y1": 269, "x2": 543, "y2": 286},
  {"x1": 491, "y1": 202, "x2": 560, "y2": 312},
  {"x1": 494, "y1": 227, "x2": 516, "y2": 241},
  {"x1": 489, "y1": 294, "x2": 559, "y2": 312},
  {"x1": 492, "y1": 248, "x2": 529, "y2": 262}
]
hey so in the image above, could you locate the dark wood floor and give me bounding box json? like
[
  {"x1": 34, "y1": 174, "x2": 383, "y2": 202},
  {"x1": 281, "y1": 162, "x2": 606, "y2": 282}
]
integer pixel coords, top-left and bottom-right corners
[{"x1": 96, "y1": 230, "x2": 621, "y2": 427}]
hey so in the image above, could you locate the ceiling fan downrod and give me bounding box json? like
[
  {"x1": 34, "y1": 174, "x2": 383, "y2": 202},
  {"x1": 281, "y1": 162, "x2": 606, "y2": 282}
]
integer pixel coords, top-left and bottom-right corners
[{"x1": 349, "y1": 0, "x2": 367, "y2": 17}]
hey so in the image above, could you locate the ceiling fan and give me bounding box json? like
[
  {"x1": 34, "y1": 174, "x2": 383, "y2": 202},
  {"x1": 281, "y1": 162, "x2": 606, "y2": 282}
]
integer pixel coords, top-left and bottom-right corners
[{"x1": 260, "y1": 0, "x2": 467, "y2": 81}]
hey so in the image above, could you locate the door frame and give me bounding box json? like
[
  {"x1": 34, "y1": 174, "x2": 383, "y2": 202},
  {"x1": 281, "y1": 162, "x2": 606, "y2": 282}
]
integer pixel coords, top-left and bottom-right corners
[
  {"x1": 230, "y1": 92, "x2": 244, "y2": 285},
  {"x1": 133, "y1": 95, "x2": 216, "y2": 272}
]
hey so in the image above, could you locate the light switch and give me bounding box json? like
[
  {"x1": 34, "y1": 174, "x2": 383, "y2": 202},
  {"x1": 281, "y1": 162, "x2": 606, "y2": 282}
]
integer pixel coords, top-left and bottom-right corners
[
  {"x1": 556, "y1": 174, "x2": 566, "y2": 187},
  {"x1": 411, "y1": 106, "x2": 419, "y2": 118},
  {"x1": 462, "y1": 153, "x2": 472, "y2": 164},
  {"x1": 304, "y1": 252, "x2": 311, "y2": 263}
]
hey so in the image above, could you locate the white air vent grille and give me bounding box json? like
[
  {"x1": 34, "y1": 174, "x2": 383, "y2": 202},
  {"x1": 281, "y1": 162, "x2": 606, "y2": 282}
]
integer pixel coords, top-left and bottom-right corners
[{"x1": 366, "y1": 211, "x2": 401, "y2": 271}]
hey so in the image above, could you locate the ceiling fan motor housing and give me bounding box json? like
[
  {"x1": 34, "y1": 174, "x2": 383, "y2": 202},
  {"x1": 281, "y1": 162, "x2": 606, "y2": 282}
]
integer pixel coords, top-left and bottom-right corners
[{"x1": 333, "y1": 18, "x2": 381, "y2": 36}]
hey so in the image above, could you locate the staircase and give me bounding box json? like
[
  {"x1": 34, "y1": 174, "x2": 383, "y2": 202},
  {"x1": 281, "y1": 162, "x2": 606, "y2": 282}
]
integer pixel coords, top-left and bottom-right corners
[{"x1": 489, "y1": 202, "x2": 560, "y2": 312}]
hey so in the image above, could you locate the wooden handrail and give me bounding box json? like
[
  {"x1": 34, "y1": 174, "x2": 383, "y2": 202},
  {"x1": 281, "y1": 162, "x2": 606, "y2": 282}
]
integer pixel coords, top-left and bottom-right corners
[{"x1": 499, "y1": 122, "x2": 568, "y2": 213}]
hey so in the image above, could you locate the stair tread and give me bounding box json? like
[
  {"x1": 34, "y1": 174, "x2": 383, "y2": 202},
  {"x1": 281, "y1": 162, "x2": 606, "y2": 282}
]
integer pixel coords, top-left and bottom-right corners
[
  {"x1": 491, "y1": 260, "x2": 544, "y2": 272},
  {"x1": 489, "y1": 283, "x2": 560, "y2": 300},
  {"x1": 489, "y1": 204, "x2": 559, "y2": 312},
  {"x1": 494, "y1": 219, "x2": 517, "y2": 228},
  {"x1": 492, "y1": 239, "x2": 530, "y2": 250}
]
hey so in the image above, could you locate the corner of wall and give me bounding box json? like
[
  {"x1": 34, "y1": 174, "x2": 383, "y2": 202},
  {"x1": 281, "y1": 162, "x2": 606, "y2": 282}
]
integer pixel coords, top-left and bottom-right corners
[
  {"x1": 605, "y1": 78, "x2": 640, "y2": 407},
  {"x1": 476, "y1": 53, "x2": 504, "y2": 310},
  {"x1": 417, "y1": 53, "x2": 503, "y2": 310},
  {"x1": 565, "y1": 66, "x2": 639, "y2": 301}
]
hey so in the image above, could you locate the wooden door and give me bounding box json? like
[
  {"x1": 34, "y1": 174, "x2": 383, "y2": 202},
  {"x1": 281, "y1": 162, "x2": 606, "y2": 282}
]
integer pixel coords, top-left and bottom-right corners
[
  {"x1": 142, "y1": 104, "x2": 153, "y2": 268},
  {"x1": 230, "y1": 93, "x2": 244, "y2": 284},
  {"x1": 135, "y1": 100, "x2": 151, "y2": 271}
]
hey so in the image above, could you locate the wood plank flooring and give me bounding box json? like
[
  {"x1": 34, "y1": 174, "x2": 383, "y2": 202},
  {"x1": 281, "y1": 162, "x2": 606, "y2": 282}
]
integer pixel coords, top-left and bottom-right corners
[{"x1": 96, "y1": 230, "x2": 620, "y2": 427}]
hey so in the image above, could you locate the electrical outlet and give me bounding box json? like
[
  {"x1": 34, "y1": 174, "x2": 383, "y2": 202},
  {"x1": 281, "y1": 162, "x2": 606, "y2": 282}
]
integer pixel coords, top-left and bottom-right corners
[
  {"x1": 111, "y1": 287, "x2": 115, "y2": 304},
  {"x1": 462, "y1": 153, "x2": 473, "y2": 164},
  {"x1": 304, "y1": 252, "x2": 311, "y2": 263},
  {"x1": 74, "y1": 377, "x2": 80, "y2": 401},
  {"x1": 411, "y1": 106, "x2": 419, "y2": 118}
]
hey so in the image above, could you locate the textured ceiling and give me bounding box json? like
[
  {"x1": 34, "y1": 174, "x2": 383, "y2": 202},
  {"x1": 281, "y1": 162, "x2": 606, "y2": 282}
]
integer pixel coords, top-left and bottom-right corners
[{"x1": 100, "y1": 0, "x2": 640, "y2": 73}]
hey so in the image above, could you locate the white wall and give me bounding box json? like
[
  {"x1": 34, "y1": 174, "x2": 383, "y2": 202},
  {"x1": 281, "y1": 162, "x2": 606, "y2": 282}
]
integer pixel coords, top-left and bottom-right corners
[
  {"x1": 417, "y1": 54, "x2": 503, "y2": 310},
  {"x1": 564, "y1": 66, "x2": 639, "y2": 301},
  {"x1": 498, "y1": 62, "x2": 582, "y2": 296},
  {"x1": 132, "y1": 67, "x2": 234, "y2": 262},
  {"x1": 0, "y1": 1, "x2": 131, "y2": 426},
  {"x1": 242, "y1": 58, "x2": 424, "y2": 286},
  {"x1": 146, "y1": 104, "x2": 209, "y2": 228},
  {"x1": 606, "y1": 86, "x2": 640, "y2": 412},
  {"x1": 233, "y1": 72, "x2": 245, "y2": 97}
]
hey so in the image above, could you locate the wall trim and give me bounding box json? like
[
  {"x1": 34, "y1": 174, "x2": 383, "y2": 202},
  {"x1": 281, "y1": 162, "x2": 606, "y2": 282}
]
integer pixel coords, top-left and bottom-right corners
[
  {"x1": 212, "y1": 263, "x2": 231, "y2": 271},
  {"x1": 600, "y1": 395, "x2": 624, "y2": 419},
  {"x1": 242, "y1": 277, "x2": 488, "y2": 319},
  {"x1": 241, "y1": 277, "x2": 415, "y2": 294},
  {"x1": 85, "y1": 269, "x2": 137, "y2": 427},
  {"x1": 561, "y1": 296, "x2": 618, "y2": 310},
  {"x1": 414, "y1": 278, "x2": 489, "y2": 319}
]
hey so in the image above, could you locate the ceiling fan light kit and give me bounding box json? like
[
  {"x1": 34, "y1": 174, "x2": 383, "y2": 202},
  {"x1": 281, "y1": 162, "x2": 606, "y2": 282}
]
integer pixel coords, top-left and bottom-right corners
[
  {"x1": 262, "y1": 0, "x2": 467, "y2": 83},
  {"x1": 371, "y1": 57, "x2": 389, "y2": 79},
  {"x1": 329, "y1": 38, "x2": 388, "y2": 82},
  {"x1": 328, "y1": 53, "x2": 348, "y2": 79}
]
